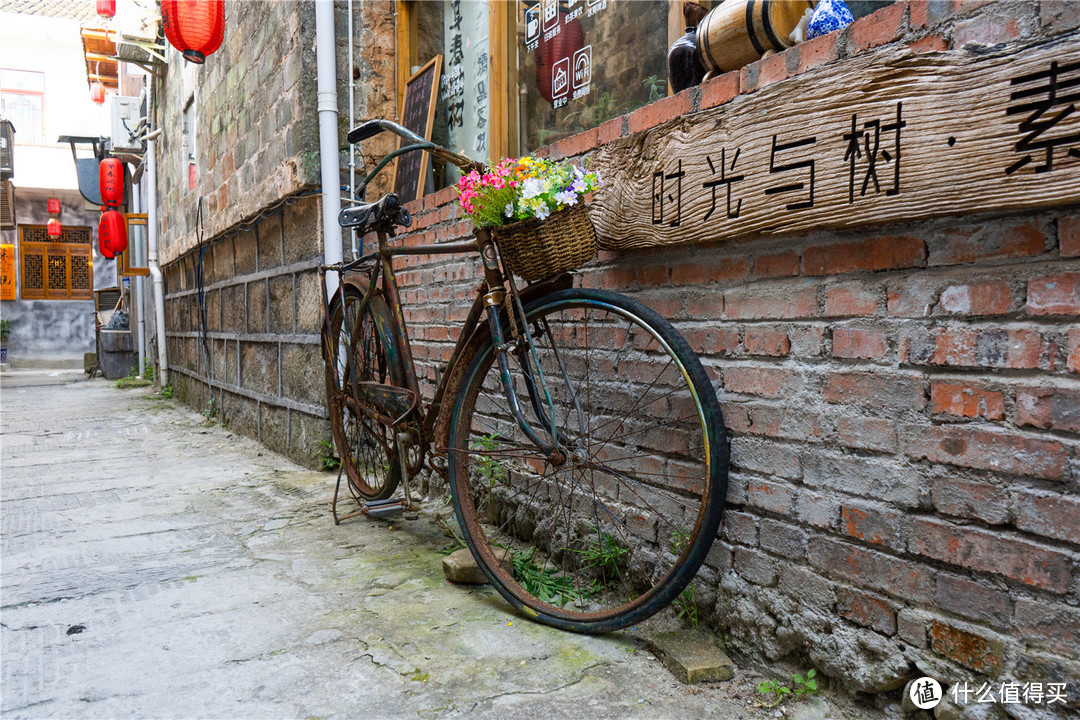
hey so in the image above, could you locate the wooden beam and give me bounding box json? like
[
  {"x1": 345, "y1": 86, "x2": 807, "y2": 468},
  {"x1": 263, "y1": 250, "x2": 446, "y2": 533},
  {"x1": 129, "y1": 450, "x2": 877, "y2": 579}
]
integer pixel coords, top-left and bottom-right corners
[{"x1": 590, "y1": 38, "x2": 1080, "y2": 251}]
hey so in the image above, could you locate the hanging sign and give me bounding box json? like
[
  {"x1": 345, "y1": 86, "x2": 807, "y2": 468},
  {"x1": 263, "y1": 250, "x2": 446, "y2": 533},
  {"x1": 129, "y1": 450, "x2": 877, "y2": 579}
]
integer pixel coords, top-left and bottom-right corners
[
  {"x1": 0, "y1": 244, "x2": 15, "y2": 300},
  {"x1": 591, "y1": 37, "x2": 1080, "y2": 250}
]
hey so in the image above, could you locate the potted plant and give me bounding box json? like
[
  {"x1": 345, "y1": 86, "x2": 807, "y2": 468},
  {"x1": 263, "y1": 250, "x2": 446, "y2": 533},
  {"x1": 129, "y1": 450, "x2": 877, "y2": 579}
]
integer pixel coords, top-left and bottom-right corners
[
  {"x1": 456, "y1": 157, "x2": 603, "y2": 281},
  {"x1": 0, "y1": 318, "x2": 10, "y2": 365}
]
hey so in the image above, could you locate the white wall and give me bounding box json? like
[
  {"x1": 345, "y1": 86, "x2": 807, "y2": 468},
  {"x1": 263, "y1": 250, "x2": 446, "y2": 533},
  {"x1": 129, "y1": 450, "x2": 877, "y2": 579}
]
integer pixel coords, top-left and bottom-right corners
[{"x1": 0, "y1": 11, "x2": 110, "y2": 191}]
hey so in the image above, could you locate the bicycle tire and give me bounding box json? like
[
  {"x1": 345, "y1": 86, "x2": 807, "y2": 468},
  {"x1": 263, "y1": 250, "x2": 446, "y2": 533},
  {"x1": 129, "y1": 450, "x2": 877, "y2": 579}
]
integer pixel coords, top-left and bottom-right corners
[
  {"x1": 324, "y1": 285, "x2": 402, "y2": 501},
  {"x1": 446, "y1": 288, "x2": 727, "y2": 633}
]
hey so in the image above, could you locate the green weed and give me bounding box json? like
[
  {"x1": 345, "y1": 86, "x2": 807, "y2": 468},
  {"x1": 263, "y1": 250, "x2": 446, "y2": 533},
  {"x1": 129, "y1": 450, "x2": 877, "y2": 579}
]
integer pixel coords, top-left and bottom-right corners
[
  {"x1": 161, "y1": 384, "x2": 174, "y2": 399},
  {"x1": 203, "y1": 397, "x2": 218, "y2": 423},
  {"x1": 570, "y1": 532, "x2": 627, "y2": 579},
  {"x1": 510, "y1": 547, "x2": 594, "y2": 608},
  {"x1": 757, "y1": 669, "x2": 819, "y2": 707},
  {"x1": 471, "y1": 433, "x2": 507, "y2": 485},
  {"x1": 316, "y1": 438, "x2": 340, "y2": 471},
  {"x1": 142, "y1": 359, "x2": 155, "y2": 382},
  {"x1": 673, "y1": 584, "x2": 699, "y2": 627}
]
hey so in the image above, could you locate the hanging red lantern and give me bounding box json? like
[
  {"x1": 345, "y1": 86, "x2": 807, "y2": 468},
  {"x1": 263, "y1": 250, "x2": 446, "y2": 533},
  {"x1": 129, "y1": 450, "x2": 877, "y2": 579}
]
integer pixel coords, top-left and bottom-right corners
[
  {"x1": 536, "y1": 15, "x2": 585, "y2": 105},
  {"x1": 47, "y1": 218, "x2": 62, "y2": 237},
  {"x1": 47, "y1": 197, "x2": 61, "y2": 214},
  {"x1": 161, "y1": 0, "x2": 225, "y2": 64},
  {"x1": 90, "y1": 81, "x2": 106, "y2": 104},
  {"x1": 98, "y1": 210, "x2": 127, "y2": 258},
  {"x1": 99, "y1": 158, "x2": 124, "y2": 207},
  {"x1": 96, "y1": 0, "x2": 116, "y2": 18}
]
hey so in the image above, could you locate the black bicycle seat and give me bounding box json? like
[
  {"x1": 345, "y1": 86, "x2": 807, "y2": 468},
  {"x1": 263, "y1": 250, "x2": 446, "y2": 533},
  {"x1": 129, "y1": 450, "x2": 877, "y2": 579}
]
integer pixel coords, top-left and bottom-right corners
[{"x1": 339, "y1": 193, "x2": 412, "y2": 232}]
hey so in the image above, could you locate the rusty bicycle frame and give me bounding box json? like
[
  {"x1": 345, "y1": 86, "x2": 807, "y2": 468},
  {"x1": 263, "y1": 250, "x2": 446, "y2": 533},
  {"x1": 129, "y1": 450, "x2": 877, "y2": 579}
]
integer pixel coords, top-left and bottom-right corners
[{"x1": 320, "y1": 120, "x2": 571, "y2": 523}]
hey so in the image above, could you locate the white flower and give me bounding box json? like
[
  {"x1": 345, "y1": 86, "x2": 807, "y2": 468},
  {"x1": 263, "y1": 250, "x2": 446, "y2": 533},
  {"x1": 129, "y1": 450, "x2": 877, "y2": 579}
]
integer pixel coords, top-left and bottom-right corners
[
  {"x1": 534, "y1": 203, "x2": 551, "y2": 221},
  {"x1": 555, "y1": 189, "x2": 578, "y2": 206},
  {"x1": 504, "y1": 202, "x2": 514, "y2": 218},
  {"x1": 522, "y1": 178, "x2": 543, "y2": 199}
]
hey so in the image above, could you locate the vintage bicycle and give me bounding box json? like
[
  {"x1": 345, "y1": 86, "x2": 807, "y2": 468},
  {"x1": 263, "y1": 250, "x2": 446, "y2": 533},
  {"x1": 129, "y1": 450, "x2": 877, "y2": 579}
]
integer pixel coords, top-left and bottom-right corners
[{"x1": 320, "y1": 119, "x2": 728, "y2": 633}]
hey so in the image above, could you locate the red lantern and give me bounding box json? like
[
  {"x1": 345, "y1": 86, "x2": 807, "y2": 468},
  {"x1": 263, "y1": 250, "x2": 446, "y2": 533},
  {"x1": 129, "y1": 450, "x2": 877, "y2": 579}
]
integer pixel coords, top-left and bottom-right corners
[
  {"x1": 99, "y1": 158, "x2": 124, "y2": 207},
  {"x1": 162, "y1": 0, "x2": 225, "y2": 64},
  {"x1": 536, "y1": 16, "x2": 585, "y2": 105},
  {"x1": 47, "y1": 218, "x2": 62, "y2": 237},
  {"x1": 47, "y1": 198, "x2": 61, "y2": 214},
  {"x1": 98, "y1": 210, "x2": 127, "y2": 258},
  {"x1": 96, "y1": 0, "x2": 116, "y2": 18},
  {"x1": 90, "y1": 81, "x2": 106, "y2": 104}
]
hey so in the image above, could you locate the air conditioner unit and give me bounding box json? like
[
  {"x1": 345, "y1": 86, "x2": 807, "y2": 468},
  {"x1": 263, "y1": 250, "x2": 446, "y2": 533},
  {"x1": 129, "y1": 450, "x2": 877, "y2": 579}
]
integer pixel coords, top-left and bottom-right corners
[
  {"x1": 0, "y1": 179, "x2": 15, "y2": 230},
  {"x1": 0, "y1": 120, "x2": 14, "y2": 180},
  {"x1": 110, "y1": 95, "x2": 143, "y2": 153}
]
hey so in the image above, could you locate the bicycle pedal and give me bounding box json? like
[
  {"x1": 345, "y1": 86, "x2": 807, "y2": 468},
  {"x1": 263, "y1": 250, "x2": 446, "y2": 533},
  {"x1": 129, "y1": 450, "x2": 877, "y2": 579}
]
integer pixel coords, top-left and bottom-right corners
[{"x1": 363, "y1": 499, "x2": 406, "y2": 519}]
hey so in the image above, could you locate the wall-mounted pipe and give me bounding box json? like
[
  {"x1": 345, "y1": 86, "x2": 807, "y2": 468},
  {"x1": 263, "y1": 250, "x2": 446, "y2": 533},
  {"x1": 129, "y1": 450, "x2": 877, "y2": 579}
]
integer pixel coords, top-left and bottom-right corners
[
  {"x1": 315, "y1": 0, "x2": 342, "y2": 299},
  {"x1": 147, "y1": 134, "x2": 167, "y2": 384}
]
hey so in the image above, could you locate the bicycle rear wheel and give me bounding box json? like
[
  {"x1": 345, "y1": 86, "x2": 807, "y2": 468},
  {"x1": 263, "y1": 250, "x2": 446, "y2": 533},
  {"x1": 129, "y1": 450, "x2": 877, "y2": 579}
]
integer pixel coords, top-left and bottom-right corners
[
  {"x1": 447, "y1": 288, "x2": 727, "y2": 633},
  {"x1": 324, "y1": 285, "x2": 401, "y2": 501}
]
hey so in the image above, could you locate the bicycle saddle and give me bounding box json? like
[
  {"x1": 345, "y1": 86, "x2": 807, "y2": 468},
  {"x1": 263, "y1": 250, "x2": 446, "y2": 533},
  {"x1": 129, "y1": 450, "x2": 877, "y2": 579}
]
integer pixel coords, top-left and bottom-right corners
[{"x1": 339, "y1": 192, "x2": 412, "y2": 233}]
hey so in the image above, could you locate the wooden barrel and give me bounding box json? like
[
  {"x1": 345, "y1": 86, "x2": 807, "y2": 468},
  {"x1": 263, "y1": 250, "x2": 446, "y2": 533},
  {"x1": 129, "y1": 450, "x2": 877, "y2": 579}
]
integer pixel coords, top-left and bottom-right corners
[{"x1": 698, "y1": 0, "x2": 814, "y2": 74}]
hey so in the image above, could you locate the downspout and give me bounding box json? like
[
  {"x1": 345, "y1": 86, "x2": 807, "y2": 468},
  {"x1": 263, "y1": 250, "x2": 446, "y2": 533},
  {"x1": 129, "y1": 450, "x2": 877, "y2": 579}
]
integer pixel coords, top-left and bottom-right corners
[
  {"x1": 147, "y1": 135, "x2": 167, "y2": 384},
  {"x1": 132, "y1": 187, "x2": 146, "y2": 378},
  {"x1": 316, "y1": 0, "x2": 343, "y2": 298},
  {"x1": 347, "y1": 0, "x2": 358, "y2": 259},
  {"x1": 146, "y1": 74, "x2": 168, "y2": 384}
]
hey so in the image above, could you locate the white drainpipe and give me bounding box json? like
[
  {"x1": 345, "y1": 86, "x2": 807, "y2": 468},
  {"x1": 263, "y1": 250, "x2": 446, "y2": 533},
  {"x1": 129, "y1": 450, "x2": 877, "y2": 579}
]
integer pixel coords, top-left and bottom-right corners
[
  {"x1": 147, "y1": 132, "x2": 168, "y2": 383},
  {"x1": 132, "y1": 188, "x2": 146, "y2": 377},
  {"x1": 316, "y1": 0, "x2": 342, "y2": 298}
]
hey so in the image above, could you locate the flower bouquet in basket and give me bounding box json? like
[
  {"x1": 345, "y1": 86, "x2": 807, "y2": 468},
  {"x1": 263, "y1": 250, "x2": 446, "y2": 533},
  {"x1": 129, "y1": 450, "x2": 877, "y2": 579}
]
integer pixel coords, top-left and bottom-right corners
[{"x1": 456, "y1": 157, "x2": 603, "y2": 281}]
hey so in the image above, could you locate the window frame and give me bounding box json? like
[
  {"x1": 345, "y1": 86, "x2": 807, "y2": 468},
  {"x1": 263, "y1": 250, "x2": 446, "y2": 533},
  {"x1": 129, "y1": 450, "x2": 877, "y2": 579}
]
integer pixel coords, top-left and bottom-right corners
[
  {"x1": 18, "y1": 225, "x2": 94, "y2": 301},
  {"x1": 117, "y1": 213, "x2": 150, "y2": 277},
  {"x1": 396, "y1": 1, "x2": 519, "y2": 163},
  {"x1": 0, "y1": 68, "x2": 46, "y2": 145}
]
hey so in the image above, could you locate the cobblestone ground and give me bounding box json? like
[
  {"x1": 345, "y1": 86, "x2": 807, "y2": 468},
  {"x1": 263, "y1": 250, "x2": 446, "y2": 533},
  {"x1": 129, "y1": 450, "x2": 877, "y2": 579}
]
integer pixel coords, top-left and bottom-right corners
[{"x1": 1, "y1": 371, "x2": 882, "y2": 719}]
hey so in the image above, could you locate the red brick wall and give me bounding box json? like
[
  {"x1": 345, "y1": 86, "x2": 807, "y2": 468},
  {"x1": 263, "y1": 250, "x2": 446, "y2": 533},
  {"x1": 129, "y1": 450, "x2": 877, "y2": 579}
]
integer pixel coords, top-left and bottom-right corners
[{"x1": 367, "y1": 0, "x2": 1080, "y2": 698}]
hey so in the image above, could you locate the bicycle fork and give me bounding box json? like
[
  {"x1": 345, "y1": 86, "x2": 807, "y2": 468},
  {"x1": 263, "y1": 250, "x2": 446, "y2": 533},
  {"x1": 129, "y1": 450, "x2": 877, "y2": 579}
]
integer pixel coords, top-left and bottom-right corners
[{"x1": 476, "y1": 233, "x2": 577, "y2": 465}]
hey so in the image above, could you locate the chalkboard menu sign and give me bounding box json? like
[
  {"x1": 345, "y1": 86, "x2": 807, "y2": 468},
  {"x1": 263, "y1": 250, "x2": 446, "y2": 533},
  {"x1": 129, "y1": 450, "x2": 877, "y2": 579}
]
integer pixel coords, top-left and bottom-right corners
[{"x1": 393, "y1": 55, "x2": 442, "y2": 203}]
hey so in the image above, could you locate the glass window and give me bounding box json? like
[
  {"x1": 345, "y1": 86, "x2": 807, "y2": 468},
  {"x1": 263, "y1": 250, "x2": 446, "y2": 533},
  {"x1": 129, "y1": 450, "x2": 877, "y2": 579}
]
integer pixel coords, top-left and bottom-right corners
[
  {"x1": 412, "y1": 0, "x2": 492, "y2": 188},
  {"x1": 517, "y1": 1, "x2": 668, "y2": 152},
  {"x1": 0, "y1": 69, "x2": 45, "y2": 144},
  {"x1": 403, "y1": 0, "x2": 673, "y2": 192}
]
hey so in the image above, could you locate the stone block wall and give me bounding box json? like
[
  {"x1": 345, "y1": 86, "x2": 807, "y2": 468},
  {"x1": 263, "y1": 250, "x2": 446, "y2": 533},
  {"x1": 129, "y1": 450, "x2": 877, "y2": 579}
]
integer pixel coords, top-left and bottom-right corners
[
  {"x1": 157, "y1": 0, "x2": 397, "y2": 465},
  {"x1": 162, "y1": 194, "x2": 330, "y2": 467},
  {"x1": 155, "y1": 0, "x2": 320, "y2": 266},
  {"x1": 362, "y1": 0, "x2": 1080, "y2": 704}
]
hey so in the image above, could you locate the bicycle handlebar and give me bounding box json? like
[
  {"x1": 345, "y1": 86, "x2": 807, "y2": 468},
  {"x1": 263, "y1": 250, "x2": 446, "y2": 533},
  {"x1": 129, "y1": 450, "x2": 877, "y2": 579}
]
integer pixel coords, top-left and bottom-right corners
[{"x1": 347, "y1": 119, "x2": 483, "y2": 174}]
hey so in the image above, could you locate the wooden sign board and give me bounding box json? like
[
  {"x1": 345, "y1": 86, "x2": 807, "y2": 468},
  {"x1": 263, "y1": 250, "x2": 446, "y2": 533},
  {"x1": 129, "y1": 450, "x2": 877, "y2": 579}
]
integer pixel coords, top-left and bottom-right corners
[
  {"x1": 393, "y1": 55, "x2": 442, "y2": 203},
  {"x1": 0, "y1": 244, "x2": 14, "y2": 300},
  {"x1": 591, "y1": 37, "x2": 1080, "y2": 250}
]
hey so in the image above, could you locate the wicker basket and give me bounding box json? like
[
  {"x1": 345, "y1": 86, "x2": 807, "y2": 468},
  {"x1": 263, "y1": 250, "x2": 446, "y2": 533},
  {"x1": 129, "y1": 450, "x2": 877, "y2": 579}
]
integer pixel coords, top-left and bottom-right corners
[{"x1": 493, "y1": 204, "x2": 597, "y2": 282}]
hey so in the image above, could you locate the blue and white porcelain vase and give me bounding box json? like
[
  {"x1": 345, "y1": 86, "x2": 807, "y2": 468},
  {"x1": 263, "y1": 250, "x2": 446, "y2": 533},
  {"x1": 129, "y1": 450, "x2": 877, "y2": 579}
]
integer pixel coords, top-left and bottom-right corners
[{"x1": 806, "y1": 0, "x2": 854, "y2": 40}]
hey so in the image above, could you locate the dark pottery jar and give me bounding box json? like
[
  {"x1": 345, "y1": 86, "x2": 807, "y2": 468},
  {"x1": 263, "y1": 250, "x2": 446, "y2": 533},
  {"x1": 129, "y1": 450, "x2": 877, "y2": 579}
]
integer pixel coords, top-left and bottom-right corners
[{"x1": 668, "y1": 26, "x2": 706, "y2": 93}]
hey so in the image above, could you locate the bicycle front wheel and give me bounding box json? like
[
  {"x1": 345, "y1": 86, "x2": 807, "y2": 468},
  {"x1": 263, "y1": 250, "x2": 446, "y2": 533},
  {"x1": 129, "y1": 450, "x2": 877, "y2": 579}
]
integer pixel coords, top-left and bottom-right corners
[
  {"x1": 324, "y1": 285, "x2": 401, "y2": 501},
  {"x1": 447, "y1": 288, "x2": 727, "y2": 633}
]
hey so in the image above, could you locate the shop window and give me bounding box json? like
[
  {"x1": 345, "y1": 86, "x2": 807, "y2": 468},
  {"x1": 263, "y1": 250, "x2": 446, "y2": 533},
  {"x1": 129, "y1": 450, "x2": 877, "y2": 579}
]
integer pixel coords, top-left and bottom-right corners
[
  {"x1": 0, "y1": 69, "x2": 45, "y2": 144},
  {"x1": 398, "y1": 0, "x2": 675, "y2": 192},
  {"x1": 19, "y1": 225, "x2": 93, "y2": 301},
  {"x1": 517, "y1": 1, "x2": 669, "y2": 151}
]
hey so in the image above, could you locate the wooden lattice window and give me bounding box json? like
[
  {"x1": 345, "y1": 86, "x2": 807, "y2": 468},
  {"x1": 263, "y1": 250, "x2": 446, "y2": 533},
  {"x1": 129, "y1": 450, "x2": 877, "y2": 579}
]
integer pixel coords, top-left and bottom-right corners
[{"x1": 19, "y1": 225, "x2": 93, "y2": 300}]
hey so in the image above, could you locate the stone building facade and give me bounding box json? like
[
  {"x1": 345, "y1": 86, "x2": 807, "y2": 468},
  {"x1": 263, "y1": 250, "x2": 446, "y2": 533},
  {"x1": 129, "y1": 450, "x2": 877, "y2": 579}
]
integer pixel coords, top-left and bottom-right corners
[
  {"x1": 153, "y1": 0, "x2": 1079, "y2": 708},
  {"x1": 156, "y1": 1, "x2": 395, "y2": 465}
]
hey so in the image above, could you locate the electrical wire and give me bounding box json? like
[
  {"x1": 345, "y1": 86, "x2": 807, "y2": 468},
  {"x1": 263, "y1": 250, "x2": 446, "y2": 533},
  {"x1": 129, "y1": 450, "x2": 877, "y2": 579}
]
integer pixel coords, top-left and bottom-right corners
[{"x1": 186, "y1": 186, "x2": 324, "y2": 417}]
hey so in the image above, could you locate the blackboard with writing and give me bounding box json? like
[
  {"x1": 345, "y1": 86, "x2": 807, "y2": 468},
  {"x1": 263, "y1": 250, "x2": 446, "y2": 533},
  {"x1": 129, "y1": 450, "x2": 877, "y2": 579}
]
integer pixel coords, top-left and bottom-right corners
[{"x1": 393, "y1": 55, "x2": 442, "y2": 202}]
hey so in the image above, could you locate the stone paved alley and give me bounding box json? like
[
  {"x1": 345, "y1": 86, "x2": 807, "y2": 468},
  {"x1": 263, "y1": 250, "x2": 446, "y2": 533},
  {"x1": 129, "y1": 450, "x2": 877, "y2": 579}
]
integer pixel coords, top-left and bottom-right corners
[{"x1": 1, "y1": 371, "x2": 887, "y2": 719}]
